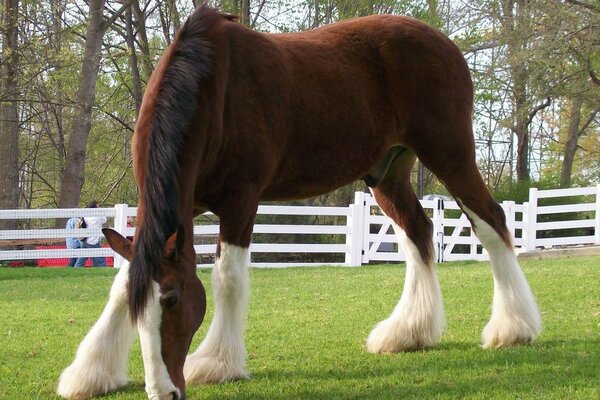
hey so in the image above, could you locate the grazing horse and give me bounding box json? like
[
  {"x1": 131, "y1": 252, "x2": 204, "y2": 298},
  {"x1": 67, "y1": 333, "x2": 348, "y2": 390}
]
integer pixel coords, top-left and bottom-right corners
[{"x1": 57, "y1": 4, "x2": 541, "y2": 400}]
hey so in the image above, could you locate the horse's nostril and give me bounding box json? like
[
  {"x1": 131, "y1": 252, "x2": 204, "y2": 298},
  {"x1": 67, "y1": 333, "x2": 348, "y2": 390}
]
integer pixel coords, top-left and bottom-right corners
[{"x1": 171, "y1": 391, "x2": 184, "y2": 400}]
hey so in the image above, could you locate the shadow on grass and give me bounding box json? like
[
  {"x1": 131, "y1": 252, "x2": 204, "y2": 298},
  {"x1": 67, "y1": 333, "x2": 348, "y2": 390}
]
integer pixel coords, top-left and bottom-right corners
[{"x1": 193, "y1": 339, "x2": 599, "y2": 399}]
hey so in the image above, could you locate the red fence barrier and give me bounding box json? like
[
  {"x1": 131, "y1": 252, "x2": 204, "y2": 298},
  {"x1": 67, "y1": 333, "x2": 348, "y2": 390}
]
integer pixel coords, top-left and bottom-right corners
[{"x1": 35, "y1": 245, "x2": 114, "y2": 267}]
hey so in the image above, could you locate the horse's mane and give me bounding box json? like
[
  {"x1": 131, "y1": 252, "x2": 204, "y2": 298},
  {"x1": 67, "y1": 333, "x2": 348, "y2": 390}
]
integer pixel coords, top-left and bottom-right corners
[{"x1": 128, "y1": 4, "x2": 228, "y2": 321}]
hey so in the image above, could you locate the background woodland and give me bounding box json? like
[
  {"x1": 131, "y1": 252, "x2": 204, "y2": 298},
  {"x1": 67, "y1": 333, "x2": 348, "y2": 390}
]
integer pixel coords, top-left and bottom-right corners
[{"x1": 0, "y1": 0, "x2": 598, "y2": 230}]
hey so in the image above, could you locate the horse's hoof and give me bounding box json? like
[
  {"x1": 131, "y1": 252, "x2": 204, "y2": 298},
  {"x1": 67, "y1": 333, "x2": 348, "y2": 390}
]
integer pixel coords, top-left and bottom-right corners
[
  {"x1": 481, "y1": 317, "x2": 539, "y2": 348},
  {"x1": 57, "y1": 363, "x2": 128, "y2": 399},
  {"x1": 184, "y1": 354, "x2": 250, "y2": 384},
  {"x1": 148, "y1": 391, "x2": 183, "y2": 400},
  {"x1": 366, "y1": 316, "x2": 441, "y2": 353}
]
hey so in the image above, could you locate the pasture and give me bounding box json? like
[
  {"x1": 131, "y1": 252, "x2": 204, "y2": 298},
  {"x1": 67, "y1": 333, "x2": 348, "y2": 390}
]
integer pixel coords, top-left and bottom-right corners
[{"x1": 1, "y1": 256, "x2": 599, "y2": 399}]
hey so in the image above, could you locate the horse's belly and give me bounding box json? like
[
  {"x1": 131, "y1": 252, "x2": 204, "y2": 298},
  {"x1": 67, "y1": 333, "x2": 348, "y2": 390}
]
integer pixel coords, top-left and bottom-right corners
[{"x1": 260, "y1": 140, "x2": 387, "y2": 201}]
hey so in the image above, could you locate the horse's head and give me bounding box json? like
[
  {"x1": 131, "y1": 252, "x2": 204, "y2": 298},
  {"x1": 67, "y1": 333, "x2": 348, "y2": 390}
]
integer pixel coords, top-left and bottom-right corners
[{"x1": 104, "y1": 227, "x2": 206, "y2": 399}]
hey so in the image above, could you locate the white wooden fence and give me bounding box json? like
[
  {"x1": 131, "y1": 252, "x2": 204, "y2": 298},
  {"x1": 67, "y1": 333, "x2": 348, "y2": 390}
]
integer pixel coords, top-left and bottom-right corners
[{"x1": 0, "y1": 185, "x2": 598, "y2": 268}]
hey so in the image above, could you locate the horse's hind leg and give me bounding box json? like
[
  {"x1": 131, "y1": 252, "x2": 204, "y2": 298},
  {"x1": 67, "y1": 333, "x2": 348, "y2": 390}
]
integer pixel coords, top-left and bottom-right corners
[
  {"x1": 366, "y1": 151, "x2": 445, "y2": 353},
  {"x1": 414, "y1": 130, "x2": 541, "y2": 348},
  {"x1": 57, "y1": 262, "x2": 136, "y2": 399}
]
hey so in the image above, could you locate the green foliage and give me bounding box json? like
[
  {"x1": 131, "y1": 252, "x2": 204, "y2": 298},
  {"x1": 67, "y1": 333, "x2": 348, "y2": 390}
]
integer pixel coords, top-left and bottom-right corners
[
  {"x1": 1, "y1": 257, "x2": 599, "y2": 398},
  {"x1": 492, "y1": 180, "x2": 537, "y2": 203},
  {"x1": 3, "y1": 0, "x2": 599, "y2": 210}
]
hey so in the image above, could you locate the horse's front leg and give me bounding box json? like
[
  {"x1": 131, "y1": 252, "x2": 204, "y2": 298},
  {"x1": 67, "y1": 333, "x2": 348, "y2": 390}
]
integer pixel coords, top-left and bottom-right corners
[
  {"x1": 184, "y1": 202, "x2": 256, "y2": 384},
  {"x1": 184, "y1": 241, "x2": 251, "y2": 383},
  {"x1": 57, "y1": 263, "x2": 137, "y2": 399}
]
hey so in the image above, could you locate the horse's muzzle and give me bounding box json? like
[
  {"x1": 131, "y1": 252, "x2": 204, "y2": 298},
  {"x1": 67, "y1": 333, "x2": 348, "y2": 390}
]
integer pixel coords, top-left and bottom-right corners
[{"x1": 173, "y1": 391, "x2": 185, "y2": 400}]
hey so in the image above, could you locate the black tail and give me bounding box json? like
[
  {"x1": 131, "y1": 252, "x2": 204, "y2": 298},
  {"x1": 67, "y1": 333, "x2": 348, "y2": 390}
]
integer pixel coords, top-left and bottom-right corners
[{"x1": 128, "y1": 4, "x2": 221, "y2": 322}]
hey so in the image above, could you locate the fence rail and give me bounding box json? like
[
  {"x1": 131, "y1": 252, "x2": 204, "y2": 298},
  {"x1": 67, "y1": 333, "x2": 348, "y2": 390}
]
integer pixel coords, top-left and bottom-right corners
[{"x1": 1, "y1": 185, "x2": 598, "y2": 268}]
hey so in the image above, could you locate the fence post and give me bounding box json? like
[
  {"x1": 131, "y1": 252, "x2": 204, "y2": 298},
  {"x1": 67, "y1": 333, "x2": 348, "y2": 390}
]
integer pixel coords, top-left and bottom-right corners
[
  {"x1": 502, "y1": 200, "x2": 519, "y2": 252},
  {"x1": 432, "y1": 198, "x2": 444, "y2": 262},
  {"x1": 363, "y1": 192, "x2": 373, "y2": 264},
  {"x1": 345, "y1": 191, "x2": 366, "y2": 266},
  {"x1": 113, "y1": 204, "x2": 129, "y2": 269},
  {"x1": 502, "y1": 200, "x2": 516, "y2": 238},
  {"x1": 525, "y1": 188, "x2": 538, "y2": 252},
  {"x1": 595, "y1": 184, "x2": 600, "y2": 246}
]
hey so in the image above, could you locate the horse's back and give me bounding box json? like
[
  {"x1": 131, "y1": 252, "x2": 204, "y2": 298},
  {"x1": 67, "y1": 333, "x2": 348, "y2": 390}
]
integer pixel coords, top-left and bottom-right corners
[{"x1": 201, "y1": 13, "x2": 474, "y2": 201}]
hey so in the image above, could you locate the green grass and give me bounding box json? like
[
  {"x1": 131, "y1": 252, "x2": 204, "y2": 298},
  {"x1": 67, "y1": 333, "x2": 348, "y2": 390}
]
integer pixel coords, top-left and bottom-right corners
[{"x1": 1, "y1": 257, "x2": 599, "y2": 399}]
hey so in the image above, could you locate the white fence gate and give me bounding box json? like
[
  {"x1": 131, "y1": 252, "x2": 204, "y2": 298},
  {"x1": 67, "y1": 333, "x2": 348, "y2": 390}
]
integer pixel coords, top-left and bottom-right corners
[{"x1": 1, "y1": 185, "x2": 598, "y2": 268}]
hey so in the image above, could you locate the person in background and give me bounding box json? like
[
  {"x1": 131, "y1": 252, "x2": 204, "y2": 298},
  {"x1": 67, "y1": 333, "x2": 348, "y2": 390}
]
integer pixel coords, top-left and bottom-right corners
[
  {"x1": 65, "y1": 217, "x2": 82, "y2": 267},
  {"x1": 74, "y1": 200, "x2": 108, "y2": 267},
  {"x1": 126, "y1": 215, "x2": 135, "y2": 241}
]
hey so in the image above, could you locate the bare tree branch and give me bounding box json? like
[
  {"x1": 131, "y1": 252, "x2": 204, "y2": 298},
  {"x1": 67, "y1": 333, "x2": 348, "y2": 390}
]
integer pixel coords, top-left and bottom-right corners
[
  {"x1": 102, "y1": 0, "x2": 134, "y2": 31},
  {"x1": 251, "y1": 0, "x2": 268, "y2": 29},
  {"x1": 526, "y1": 97, "x2": 552, "y2": 128},
  {"x1": 564, "y1": 0, "x2": 600, "y2": 14},
  {"x1": 463, "y1": 40, "x2": 500, "y2": 54},
  {"x1": 577, "y1": 108, "x2": 600, "y2": 137},
  {"x1": 588, "y1": 67, "x2": 600, "y2": 87}
]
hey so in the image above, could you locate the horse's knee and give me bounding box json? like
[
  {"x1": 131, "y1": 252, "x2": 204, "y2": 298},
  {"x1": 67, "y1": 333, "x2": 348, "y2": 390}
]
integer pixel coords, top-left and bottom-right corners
[{"x1": 212, "y1": 243, "x2": 249, "y2": 296}]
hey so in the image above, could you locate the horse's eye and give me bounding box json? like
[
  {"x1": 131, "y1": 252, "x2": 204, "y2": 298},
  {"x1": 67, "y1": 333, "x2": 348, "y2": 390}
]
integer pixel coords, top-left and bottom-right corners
[{"x1": 160, "y1": 290, "x2": 180, "y2": 309}]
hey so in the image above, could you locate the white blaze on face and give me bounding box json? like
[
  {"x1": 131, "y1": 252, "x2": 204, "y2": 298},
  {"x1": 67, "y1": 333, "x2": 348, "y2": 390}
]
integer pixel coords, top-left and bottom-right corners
[{"x1": 138, "y1": 281, "x2": 180, "y2": 400}]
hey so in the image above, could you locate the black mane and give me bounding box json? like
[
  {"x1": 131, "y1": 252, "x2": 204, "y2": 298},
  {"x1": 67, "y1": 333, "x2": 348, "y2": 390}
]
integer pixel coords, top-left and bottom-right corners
[{"x1": 128, "y1": 4, "x2": 222, "y2": 321}]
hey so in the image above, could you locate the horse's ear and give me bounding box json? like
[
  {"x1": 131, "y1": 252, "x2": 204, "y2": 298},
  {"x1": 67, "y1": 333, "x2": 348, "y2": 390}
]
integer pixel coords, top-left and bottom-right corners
[
  {"x1": 103, "y1": 228, "x2": 133, "y2": 261},
  {"x1": 164, "y1": 225, "x2": 185, "y2": 260}
]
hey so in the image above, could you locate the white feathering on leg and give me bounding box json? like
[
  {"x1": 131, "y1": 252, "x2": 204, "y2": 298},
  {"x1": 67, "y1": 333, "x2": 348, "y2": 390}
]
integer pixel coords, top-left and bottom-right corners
[
  {"x1": 184, "y1": 243, "x2": 250, "y2": 384},
  {"x1": 57, "y1": 262, "x2": 136, "y2": 400},
  {"x1": 366, "y1": 226, "x2": 445, "y2": 353},
  {"x1": 462, "y1": 207, "x2": 541, "y2": 348}
]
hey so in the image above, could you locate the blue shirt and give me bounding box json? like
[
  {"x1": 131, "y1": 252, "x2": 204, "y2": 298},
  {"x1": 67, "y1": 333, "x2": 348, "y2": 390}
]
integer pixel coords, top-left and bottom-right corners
[{"x1": 65, "y1": 217, "x2": 81, "y2": 248}]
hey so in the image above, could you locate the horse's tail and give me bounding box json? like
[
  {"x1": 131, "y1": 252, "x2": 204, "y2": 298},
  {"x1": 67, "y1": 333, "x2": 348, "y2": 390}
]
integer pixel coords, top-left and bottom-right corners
[{"x1": 128, "y1": 5, "x2": 222, "y2": 322}]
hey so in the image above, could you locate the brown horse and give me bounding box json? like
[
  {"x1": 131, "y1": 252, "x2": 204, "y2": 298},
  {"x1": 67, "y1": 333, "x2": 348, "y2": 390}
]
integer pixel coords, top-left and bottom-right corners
[{"x1": 57, "y1": 4, "x2": 541, "y2": 400}]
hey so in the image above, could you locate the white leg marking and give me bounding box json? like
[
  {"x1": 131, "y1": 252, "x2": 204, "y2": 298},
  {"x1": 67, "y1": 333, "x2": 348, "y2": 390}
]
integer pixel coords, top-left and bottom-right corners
[
  {"x1": 366, "y1": 225, "x2": 445, "y2": 353},
  {"x1": 184, "y1": 243, "x2": 250, "y2": 384},
  {"x1": 138, "y1": 281, "x2": 180, "y2": 400},
  {"x1": 57, "y1": 262, "x2": 137, "y2": 399},
  {"x1": 463, "y1": 207, "x2": 542, "y2": 348}
]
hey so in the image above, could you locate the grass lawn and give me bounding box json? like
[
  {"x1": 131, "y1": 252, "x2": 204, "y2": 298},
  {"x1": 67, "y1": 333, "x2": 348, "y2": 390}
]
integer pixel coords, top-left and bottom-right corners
[{"x1": 0, "y1": 256, "x2": 599, "y2": 399}]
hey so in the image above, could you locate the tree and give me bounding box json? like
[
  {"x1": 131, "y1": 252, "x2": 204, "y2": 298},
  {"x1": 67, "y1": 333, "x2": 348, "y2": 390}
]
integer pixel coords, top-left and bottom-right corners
[
  {"x1": 1, "y1": 0, "x2": 597, "y2": 215},
  {"x1": 557, "y1": 1, "x2": 600, "y2": 187},
  {"x1": 560, "y1": 75, "x2": 599, "y2": 187},
  {"x1": 58, "y1": 0, "x2": 130, "y2": 209},
  {"x1": 132, "y1": 0, "x2": 154, "y2": 78},
  {"x1": 0, "y1": 0, "x2": 20, "y2": 228},
  {"x1": 498, "y1": 0, "x2": 557, "y2": 182}
]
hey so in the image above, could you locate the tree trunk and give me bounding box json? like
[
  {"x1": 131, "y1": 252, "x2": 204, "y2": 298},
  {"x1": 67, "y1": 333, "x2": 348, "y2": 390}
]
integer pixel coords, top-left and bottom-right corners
[
  {"x1": 0, "y1": 0, "x2": 21, "y2": 228},
  {"x1": 514, "y1": 74, "x2": 530, "y2": 182},
  {"x1": 58, "y1": 0, "x2": 106, "y2": 208},
  {"x1": 132, "y1": 0, "x2": 153, "y2": 78},
  {"x1": 560, "y1": 93, "x2": 584, "y2": 188},
  {"x1": 51, "y1": 0, "x2": 67, "y2": 178},
  {"x1": 125, "y1": 5, "x2": 143, "y2": 113},
  {"x1": 502, "y1": 0, "x2": 531, "y2": 182},
  {"x1": 167, "y1": 0, "x2": 181, "y2": 32},
  {"x1": 240, "y1": 0, "x2": 250, "y2": 26}
]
